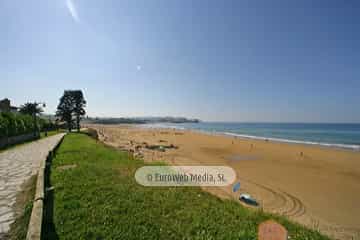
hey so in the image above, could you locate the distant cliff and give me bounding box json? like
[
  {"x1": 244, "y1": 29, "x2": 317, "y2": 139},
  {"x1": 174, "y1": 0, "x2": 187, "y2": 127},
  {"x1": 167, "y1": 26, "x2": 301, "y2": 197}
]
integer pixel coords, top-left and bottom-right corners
[
  {"x1": 83, "y1": 116, "x2": 200, "y2": 125},
  {"x1": 136, "y1": 117, "x2": 200, "y2": 123}
]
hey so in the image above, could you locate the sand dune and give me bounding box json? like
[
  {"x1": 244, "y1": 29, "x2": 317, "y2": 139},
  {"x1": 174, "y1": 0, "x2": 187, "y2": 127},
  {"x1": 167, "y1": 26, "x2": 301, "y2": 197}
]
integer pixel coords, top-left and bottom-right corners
[{"x1": 87, "y1": 124, "x2": 360, "y2": 240}]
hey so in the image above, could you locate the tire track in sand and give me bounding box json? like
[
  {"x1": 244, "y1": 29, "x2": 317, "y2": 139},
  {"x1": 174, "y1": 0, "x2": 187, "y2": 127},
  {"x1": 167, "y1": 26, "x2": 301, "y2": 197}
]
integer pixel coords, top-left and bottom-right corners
[{"x1": 239, "y1": 178, "x2": 306, "y2": 218}]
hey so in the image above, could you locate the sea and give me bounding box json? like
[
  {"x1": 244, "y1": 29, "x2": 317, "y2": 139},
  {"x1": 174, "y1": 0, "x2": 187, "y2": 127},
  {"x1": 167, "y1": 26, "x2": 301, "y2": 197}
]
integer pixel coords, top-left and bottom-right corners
[{"x1": 144, "y1": 122, "x2": 360, "y2": 151}]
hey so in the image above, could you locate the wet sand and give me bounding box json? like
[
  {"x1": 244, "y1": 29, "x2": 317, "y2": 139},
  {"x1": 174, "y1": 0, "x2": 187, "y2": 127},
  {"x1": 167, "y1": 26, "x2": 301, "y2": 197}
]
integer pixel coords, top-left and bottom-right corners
[{"x1": 87, "y1": 124, "x2": 360, "y2": 240}]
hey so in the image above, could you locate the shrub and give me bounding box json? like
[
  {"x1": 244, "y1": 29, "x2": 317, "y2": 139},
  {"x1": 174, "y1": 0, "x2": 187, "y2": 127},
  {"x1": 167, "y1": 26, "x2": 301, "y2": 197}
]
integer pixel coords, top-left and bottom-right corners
[
  {"x1": 39, "y1": 118, "x2": 57, "y2": 131},
  {"x1": 16, "y1": 118, "x2": 26, "y2": 135},
  {"x1": 0, "y1": 112, "x2": 58, "y2": 139},
  {"x1": 1, "y1": 112, "x2": 18, "y2": 136},
  {"x1": 38, "y1": 118, "x2": 45, "y2": 129},
  {"x1": 22, "y1": 115, "x2": 34, "y2": 133},
  {"x1": 0, "y1": 112, "x2": 47, "y2": 138},
  {"x1": 0, "y1": 114, "x2": 9, "y2": 138}
]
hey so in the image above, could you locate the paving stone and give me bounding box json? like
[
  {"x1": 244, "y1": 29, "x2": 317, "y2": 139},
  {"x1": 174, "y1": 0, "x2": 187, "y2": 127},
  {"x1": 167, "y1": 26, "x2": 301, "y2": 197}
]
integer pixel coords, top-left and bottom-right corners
[
  {"x1": 0, "y1": 212, "x2": 13, "y2": 223},
  {"x1": 0, "y1": 206, "x2": 11, "y2": 216},
  {"x1": 0, "y1": 133, "x2": 65, "y2": 236},
  {"x1": 0, "y1": 220, "x2": 12, "y2": 233}
]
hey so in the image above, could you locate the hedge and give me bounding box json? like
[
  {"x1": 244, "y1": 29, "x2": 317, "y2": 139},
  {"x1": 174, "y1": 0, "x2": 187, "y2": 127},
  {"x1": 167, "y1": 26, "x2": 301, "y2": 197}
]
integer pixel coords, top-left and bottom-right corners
[{"x1": 0, "y1": 112, "x2": 56, "y2": 138}]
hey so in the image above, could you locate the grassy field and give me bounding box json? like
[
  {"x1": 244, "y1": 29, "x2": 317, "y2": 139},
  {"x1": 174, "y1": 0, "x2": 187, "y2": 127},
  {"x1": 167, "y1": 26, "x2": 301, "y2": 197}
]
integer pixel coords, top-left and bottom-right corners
[{"x1": 43, "y1": 133, "x2": 330, "y2": 240}]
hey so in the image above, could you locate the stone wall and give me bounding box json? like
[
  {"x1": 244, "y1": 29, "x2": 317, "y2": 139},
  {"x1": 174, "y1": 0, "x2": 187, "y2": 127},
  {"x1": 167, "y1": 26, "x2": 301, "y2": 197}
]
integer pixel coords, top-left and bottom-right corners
[{"x1": 0, "y1": 132, "x2": 40, "y2": 149}]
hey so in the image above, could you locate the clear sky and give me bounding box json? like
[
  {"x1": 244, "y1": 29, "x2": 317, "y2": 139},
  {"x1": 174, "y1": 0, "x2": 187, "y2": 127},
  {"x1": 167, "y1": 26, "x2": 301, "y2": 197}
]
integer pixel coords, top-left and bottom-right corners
[{"x1": 1, "y1": 0, "x2": 359, "y2": 122}]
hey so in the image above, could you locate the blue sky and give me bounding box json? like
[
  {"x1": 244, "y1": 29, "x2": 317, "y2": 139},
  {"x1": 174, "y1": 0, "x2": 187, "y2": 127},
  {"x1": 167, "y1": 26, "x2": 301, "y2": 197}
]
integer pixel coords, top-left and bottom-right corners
[{"x1": 1, "y1": 0, "x2": 359, "y2": 122}]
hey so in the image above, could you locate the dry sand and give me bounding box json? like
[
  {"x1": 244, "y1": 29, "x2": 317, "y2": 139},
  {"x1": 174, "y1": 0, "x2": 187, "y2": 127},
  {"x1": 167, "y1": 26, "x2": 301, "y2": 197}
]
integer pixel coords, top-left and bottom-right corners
[{"x1": 87, "y1": 124, "x2": 360, "y2": 240}]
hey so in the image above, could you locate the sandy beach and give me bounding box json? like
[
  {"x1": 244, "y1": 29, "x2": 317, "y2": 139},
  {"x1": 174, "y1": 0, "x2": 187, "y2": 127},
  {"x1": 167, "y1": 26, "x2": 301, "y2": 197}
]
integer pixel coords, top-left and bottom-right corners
[{"x1": 87, "y1": 124, "x2": 360, "y2": 240}]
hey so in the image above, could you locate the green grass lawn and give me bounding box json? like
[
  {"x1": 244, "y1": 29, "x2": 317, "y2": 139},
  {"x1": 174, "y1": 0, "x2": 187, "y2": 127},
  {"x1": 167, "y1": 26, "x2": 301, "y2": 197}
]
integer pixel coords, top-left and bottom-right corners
[{"x1": 43, "y1": 133, "x2": 330, "y2": 240}]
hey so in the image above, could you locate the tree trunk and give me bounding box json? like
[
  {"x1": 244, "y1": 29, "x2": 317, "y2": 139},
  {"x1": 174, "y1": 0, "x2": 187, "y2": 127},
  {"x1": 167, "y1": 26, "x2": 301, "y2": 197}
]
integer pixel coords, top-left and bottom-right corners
[
  {"x1": 77, "y1": 115, "x2": 80, "y2": 132},
  {"x1": 33, "y1": 113, "x2": 37, "y2": 137},
  {"x1": 67, "y1": 119, "x2": 72, "y2": 132}
]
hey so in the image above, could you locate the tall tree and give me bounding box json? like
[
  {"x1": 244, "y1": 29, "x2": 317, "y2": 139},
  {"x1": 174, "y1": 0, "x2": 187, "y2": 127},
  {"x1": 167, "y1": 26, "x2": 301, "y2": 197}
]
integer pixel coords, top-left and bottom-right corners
[
  {"x1": 56, "y1": 91, "x2": 75, "y2": 132},
  {"x1": 72, "y1": 90, "x2": 86, "y2": 132},
  {"x1": 19, "y1": 102, "x2": 44, "y2": 134},
  {"x1": 56, "y1": 90, "x2": 86, "y2": 132},
  {"x1": 19, "y1": 102, "x2": 44, "y2": 116}
]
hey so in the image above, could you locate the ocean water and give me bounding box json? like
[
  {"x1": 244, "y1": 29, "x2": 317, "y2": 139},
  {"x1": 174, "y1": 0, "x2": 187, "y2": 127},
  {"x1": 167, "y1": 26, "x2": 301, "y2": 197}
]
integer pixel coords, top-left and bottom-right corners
[{"x1": 144, "y1": 122, "x2": 360, "y2": 150}]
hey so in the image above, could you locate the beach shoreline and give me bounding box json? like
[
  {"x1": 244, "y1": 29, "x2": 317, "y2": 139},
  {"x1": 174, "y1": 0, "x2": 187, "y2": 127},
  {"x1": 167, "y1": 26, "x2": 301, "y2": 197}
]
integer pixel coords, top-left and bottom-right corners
[
  {"x1": 87, "y1": 123, "x2": 360, "y2": 240},
  {"x1": 139, "y1": 123, "x2": 360, "y2": 152}
]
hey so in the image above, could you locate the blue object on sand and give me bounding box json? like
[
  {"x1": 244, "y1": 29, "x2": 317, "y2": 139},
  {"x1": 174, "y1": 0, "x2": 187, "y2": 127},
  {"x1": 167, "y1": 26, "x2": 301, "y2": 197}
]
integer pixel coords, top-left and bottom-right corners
[
  {"x1": 232, "y1": 182, "x2": 241, "y2": 192},
  {"x1": 240, "y1": 193, "x2": 259, "y2": 206}
]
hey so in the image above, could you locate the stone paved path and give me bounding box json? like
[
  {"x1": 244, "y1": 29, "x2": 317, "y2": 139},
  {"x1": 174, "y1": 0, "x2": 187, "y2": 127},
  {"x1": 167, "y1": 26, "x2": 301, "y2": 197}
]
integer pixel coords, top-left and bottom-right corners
[{"x1": 0, "y1": 133, "x2": 65, "y2": 238}]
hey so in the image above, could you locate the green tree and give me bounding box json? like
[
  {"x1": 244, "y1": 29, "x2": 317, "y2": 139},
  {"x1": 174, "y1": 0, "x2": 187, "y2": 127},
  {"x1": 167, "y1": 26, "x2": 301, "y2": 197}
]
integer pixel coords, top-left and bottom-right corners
[
  {"x1": 19, "y1": 102, "x2": 44, "y2": 134},
  {"x1": 19, "y1": 102, "x2": 43, "y2": 116},
  {"x1": 56, "y1": 91, "x2": 75, "y2": 132},
  {"x1": 56, "y1": 90, "x2": 87, "y2": 132},
  {"x1": 72, "y1": 90, "x2": 86, "y2": 132}
]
